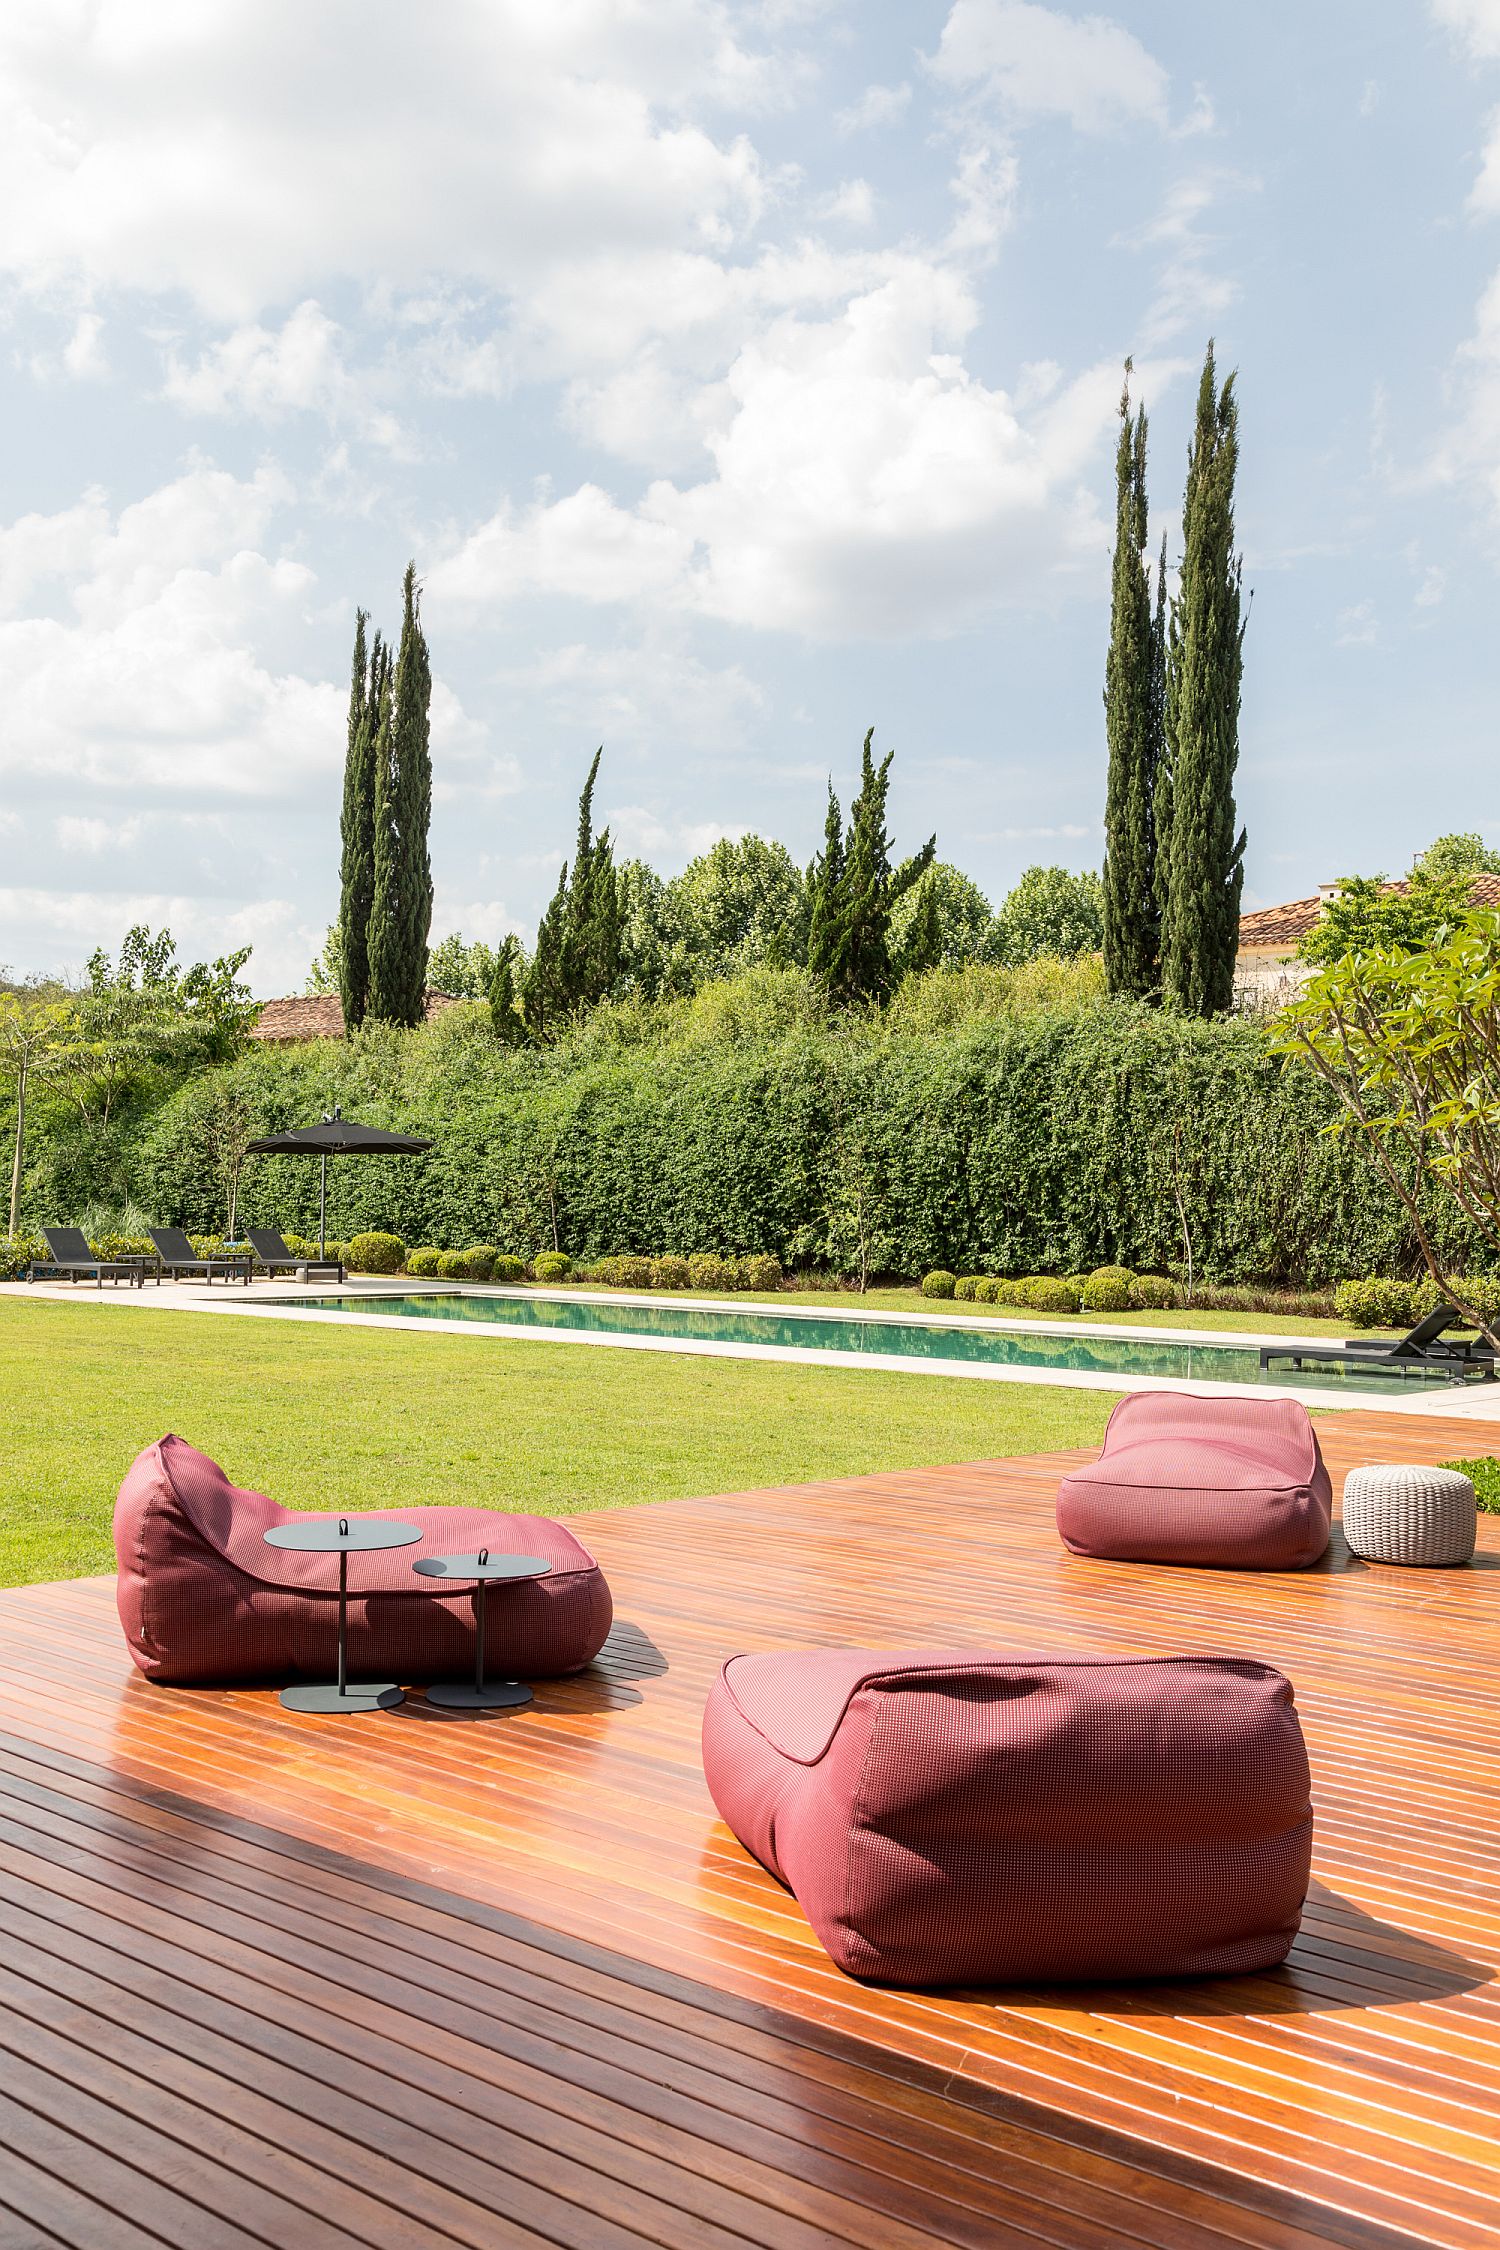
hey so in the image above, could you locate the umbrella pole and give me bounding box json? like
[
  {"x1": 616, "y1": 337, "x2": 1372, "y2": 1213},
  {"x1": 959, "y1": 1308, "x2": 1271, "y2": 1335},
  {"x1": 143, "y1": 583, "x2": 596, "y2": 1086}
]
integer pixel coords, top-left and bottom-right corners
[{"x1": 320, "y1": 1153, "x2": 327, "y2": 1260}]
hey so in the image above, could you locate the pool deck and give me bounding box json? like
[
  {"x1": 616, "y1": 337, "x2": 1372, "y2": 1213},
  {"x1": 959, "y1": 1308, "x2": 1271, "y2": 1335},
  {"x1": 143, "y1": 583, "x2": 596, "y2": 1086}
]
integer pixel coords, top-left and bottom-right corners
[
  {"x1": 0, "y1": 1409, "x2": 1497, "y2": 2248},
  {"x1": 10, "y1": 1276, "x2": 1500, "y2": 1419}
]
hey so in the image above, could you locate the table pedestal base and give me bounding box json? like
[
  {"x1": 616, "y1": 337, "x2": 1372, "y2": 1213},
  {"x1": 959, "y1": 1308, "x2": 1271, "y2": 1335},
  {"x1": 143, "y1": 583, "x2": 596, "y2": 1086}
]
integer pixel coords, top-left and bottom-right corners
[
  {"x1": 279, "y1": 1682, "x2": 404, "y2": 1714},
  {"x1": 425, "y1": 1679, "x2": 532, "y2": 1712}
]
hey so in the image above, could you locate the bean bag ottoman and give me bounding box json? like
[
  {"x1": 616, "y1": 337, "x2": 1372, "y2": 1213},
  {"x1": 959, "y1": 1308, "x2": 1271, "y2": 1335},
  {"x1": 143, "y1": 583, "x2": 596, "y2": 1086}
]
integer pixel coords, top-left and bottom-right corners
[
  {"x1": 703, "y1": 1647, "x2": 1312, "y2": 1987},
  {"x1": 114, "y1": 1433, "x2": 613, "y2": 1686},
  {"x1": 1056, "y1": 1392, "x2": 1332, "y2": 1568}
]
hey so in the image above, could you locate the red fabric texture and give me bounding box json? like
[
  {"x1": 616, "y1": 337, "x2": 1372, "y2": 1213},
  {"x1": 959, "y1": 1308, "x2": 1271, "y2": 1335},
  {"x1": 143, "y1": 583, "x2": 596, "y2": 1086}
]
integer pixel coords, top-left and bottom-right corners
[
  {"x1": 1055, "y1": 1392, "x2": 1332, "y2": 1568},
  {"x1": 114, "y1": 1434, "x2": 612, "y2": 1686},
  {"x1": 702, "y1": 1647, "x2": 1312, "y2": 1988}
]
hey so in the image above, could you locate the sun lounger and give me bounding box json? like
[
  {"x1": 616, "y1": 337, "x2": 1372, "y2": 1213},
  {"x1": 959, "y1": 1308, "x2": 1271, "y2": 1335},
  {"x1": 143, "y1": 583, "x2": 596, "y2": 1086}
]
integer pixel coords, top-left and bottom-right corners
[
  {"x1": 246, "y1": 1228, "x2": 344, "y2": 1282},
  {"x1": 148, "y1": 1226, "x2": 251, "y2": 1286},
  {"x1": 1259, "y1": 1302, "x2": 1497, "y2": 1381},
  {"x1": 32, "y1": 1226, "x2": 146, "y2": 1288}
]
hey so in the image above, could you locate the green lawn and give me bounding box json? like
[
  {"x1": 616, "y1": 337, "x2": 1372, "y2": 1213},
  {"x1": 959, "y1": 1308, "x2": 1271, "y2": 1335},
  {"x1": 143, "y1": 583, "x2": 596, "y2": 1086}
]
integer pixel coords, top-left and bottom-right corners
[{"x1": 0, "y1": 1297, "x2": 1120, "y2": 1588}]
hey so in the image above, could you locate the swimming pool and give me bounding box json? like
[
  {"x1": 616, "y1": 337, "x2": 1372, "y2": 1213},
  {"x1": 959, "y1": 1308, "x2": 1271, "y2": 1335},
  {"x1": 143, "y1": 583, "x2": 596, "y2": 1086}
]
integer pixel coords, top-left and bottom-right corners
[{"x1": 268, "y1": 1288, "x2": 1455, "y2": 1396}]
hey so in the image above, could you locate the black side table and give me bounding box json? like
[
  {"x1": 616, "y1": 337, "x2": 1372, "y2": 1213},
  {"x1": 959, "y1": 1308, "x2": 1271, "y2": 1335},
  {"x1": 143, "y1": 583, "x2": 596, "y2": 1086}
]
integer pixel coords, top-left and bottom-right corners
[
  {"x1": 411, "y1": 1550, "x2": 552, "y2": 1710},
  {"x1": 263, "y1": 1514, "x2": 422, "y2": 1714}
]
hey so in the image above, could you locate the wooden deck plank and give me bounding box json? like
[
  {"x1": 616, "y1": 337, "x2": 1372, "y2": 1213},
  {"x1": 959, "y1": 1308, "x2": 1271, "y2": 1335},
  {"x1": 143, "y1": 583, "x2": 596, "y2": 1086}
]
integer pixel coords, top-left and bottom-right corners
[{"x1": 0, "y1": 1404, "x2": 1495, "y2": 2246}]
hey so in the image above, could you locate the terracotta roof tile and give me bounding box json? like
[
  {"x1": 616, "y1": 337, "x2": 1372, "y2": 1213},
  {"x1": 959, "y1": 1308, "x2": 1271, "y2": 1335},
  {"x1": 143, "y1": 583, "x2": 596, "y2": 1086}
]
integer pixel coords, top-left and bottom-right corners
[
  {"x1": 1237, "y1": 873, "x2": 1500, "y2": 954},
  {"x1": 249, "y1": 990, "x2": 468, "y2": 1042}
]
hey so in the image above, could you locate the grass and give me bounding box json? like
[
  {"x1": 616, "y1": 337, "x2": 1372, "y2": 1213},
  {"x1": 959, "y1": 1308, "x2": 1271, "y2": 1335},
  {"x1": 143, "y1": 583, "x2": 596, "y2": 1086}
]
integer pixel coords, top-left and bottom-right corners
[
  {"x1": 1439, "y1": 1457, "x2": 1500, "y2": 1514},
  {"x1": 0, "y1": 1297, "x2": 1120, "y2": 1588}
]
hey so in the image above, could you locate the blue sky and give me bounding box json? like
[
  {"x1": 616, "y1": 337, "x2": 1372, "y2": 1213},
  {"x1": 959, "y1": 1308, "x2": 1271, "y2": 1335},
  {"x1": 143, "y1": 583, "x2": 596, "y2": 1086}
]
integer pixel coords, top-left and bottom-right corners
[{"x1": 4, "y1": 0, "x2": 1500, "y2": 993}]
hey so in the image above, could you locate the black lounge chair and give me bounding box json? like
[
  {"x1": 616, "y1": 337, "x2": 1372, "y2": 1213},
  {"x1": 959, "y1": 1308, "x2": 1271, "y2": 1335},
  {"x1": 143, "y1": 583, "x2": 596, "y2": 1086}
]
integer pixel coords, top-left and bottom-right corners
[
  {"x1": 148, "y1": 1226, "x2": 252, "y2": 1286},
  {"x1": 246, "y1": 1228, "x2": 344, "y2": 1282},
  {"x1": 1260, "y1": 1302, "x2": 1497, "y2": 1383},
  {"x1": 32, "y1": 1226, "x2": 146, "y2": 1288}
]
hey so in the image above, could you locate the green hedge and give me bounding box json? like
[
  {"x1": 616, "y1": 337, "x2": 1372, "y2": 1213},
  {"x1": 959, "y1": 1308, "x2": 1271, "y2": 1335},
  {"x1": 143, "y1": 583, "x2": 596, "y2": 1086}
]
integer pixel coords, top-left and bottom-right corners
[{"x1": 77, "y1": 1001, "x2": 1496, "y2": 1286}]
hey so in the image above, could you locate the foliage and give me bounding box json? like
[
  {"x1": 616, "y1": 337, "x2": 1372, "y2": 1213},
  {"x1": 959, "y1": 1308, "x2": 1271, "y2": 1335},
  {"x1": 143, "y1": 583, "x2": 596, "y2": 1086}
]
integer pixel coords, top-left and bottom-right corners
[
  {"x1": 953, "y1": 1276, "x2": 983, "y2": 1300},
  {"x1": 651, "y1": 1254, "x2": 690, "y2": 1288},
  {"x1": 428, "y1": 932, "x2": 503, "y2": 1000},
  {"x1": 1277, "y1": 911, "x2": 1500, "y2": 1340},
  {"x1": 688, "y1": 1252, "x2": 738, "y2": 1291},
  {"x1": 1160, "y1": 342, "x2": 1246, "y2": 1018},
  {"x1": 889, "y1": 865, "x2": 993, "y2": 975},
  {"x1": 524, "y1": 748, "x2": 623, "y2": 1040},
  {"x1": 347, "y1": 1229, "x2": 405, "y2": 1273},
  {"x1": 1333, "y1": 1277, "x2": 1421, "y2": 1329},
  {"x1": 1102, "y1": 369, "x2": 1164, "y2": 1001},
  {"x1": 487, "y1": 935, "x2": 527, "y2": 1043},
  {"x1": 0, "y1": 994, "x2": 79, "y2": 1233},
  {"x1": 491, "y1": 1254, "x2": 526, "y2": 1283},
  {"x1": 406, "y1": 1247, "x2": 443, "y2": 1275},
  {"x1": 739, "y1": 1254, "x2": 783, "y2": 1292},
  {"x1": 1026, "y1": 1277, "x2": 1083, "y2": 1314},
  {"x1": 531, "y1": 1251, "x2": 572, "y2": 1282},
  {"x1": 588, "y1": 1254, "x2": 655, "y2": 1288},
  {"x1": 922, "y1": 1269, "x2": 957, "y2": 1298},
  {"x1": 1128, "y1": 1274, "x2": 1176, "y2": 1310},
  {"x1": 883, "y1": 955, "x2": 1105, "y2": 1035},
  {"x1": 338, "y1": 609, "x2": 380, "y2": 1030},
  {"x1": 659, "y1": 837, "x2": 809, "y2": 991},
  {"x1": 306, "y1": 926, "x2": 342, "y2": 996},
  {"x1": 1416, "y1": 833, "x2": 1500, "y2": 880},
  {"x1": 990, "y1": 867, "x2": 1104, "y2": 967},
  {"x1": 1082, "y1": 1264, "x2": 1134, "y2": 1311},
  {"x1": 1297, "y1": 867, "x2": 1474, "y2": 966},
  {"x1": 1438, "y1": 1457, "x2": 1500, "y2": 1514},
  {"x1": 807, "y1": 729, "x2": 935, "y2": 1005},
  {"x1": 368, "y1": 563, "x2": 433, "y2": 1026}
]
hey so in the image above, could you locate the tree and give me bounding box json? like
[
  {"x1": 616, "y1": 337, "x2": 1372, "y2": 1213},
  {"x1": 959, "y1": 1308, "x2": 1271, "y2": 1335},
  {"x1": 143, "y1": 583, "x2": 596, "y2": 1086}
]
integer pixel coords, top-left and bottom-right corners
[
  {"x1": 199, "y1": 1079, "x2": 260, "y2": 1238},
  {"x1": 666, "y1": 837, "x2": 808, "y2": 985},
  {"x1": 428, "y1": 932, "x2": 502, "y2": 999},
  {"x1": 368, "y1": 563, "x2": 433, "y2": 1025},
  {"x1": 338, "y1": 610, "x2": 378, "y2": 1031},
  {"x1": 1102, "y1": 368, "x2": 1164, "y2": 1000},
  {"x1": 1276, "y1": 910, "x2": 1500, "y2": 1345},
  {"x1": 1159, "y1": 342, "x2": 1246, "y2": 1017},
  {"x1": 305, "y1": 925, "x2": 342, "y2": 996},
  {"x1": 806, "y1": 731, "x2": 935, "y2": 1005},
  {"x1": 1414, "y1": 832, "x2": 1500, "y2": 881},
  {"x1": 522, "y1": 749, "x2": 622, "y2": 1038},
  {"x1": 1298, "y1": 868, "x2": 1473, "y2": 966},
  {"x1": 488, "y1": 936, "x2": 527, "y2": 1044},
  {"x1": 889, "y1": 863, "x2": 992, "y2": 975},
  {"x1": 65, "y1": 926, "x2": 256, "y2": 1126},
  {"x1": 0, "y1": 994, "x2": 77, "y2": 1234},
  {"x1": 990, "y1": 866, "x2": 1105, "y2": 965}
]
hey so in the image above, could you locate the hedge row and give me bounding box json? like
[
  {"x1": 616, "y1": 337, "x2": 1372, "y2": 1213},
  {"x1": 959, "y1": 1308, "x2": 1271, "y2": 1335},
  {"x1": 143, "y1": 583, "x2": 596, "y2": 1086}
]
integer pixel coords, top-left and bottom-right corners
[{"x1": 85, "y1": 1004, "x2": 1495, "y2": 1286}]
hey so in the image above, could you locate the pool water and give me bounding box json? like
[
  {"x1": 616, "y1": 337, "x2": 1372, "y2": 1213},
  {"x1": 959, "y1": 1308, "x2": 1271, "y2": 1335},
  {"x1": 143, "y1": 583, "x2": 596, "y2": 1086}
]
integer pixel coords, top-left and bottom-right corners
[{"x1": 273, "y1": 1289, "x2": 1455, "y2": 1395}]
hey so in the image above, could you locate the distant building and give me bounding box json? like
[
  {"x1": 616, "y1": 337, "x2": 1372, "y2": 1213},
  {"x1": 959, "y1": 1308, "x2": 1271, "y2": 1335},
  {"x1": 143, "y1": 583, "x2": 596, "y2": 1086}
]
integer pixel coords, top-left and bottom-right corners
[
  {"x1": 1234, "y1": 873, "x2": 1500, "y2": 1003},
  {"x1": 249, "y1": 990, "x2": 468, "y2": 1043}
]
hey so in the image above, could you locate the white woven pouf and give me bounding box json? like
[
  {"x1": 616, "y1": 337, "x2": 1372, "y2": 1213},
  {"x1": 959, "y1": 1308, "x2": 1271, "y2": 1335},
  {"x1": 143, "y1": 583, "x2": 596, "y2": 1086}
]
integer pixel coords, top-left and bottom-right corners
[{"x1": 1341, "y1": 1464, "x2": 1477, "y2": 1567}]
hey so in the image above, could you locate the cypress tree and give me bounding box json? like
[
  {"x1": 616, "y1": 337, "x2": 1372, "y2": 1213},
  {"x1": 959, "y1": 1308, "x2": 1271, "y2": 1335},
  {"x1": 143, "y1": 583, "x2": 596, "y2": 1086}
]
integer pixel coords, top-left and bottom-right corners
[
  {"x1": 1101, "y1": 371, "x2": 1161, "y2": 999},
  {"x1": 368, "y1": 563, "x2": 434, "y2": 1026},
  {"x1": 805, "y1": 783, "x2": 845, "y2": 984},
  {"x1": 488, "y1": 935, "x2": 527, "y2": 1044},
  {"x1": 807, "y1": 730, "x2": 935, "y2": 1005},
  {"x1": 1160, "y1": 344, "x2": 1246, "y2": 1017},
  {"x1": 522, "y1": 748, "x2": 622, "y2": 1039},
  {"x1": 337, "y1": 610, "x2": 376, "y2": 1032}
]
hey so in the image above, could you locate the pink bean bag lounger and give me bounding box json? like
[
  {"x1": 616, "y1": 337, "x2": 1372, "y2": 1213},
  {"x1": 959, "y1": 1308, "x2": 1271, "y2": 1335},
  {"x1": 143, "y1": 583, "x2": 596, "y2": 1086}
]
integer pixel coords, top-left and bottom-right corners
[
  {"x1": 1056, "y1": 1392, "x2": 1332, "y2": 1569},
  {"x1": 703, "y1": 1646, "x2": 1312, "y2": 1987},
  {"x1": 115, "y1": 1433, "x2": 613, "y2": 1686}
]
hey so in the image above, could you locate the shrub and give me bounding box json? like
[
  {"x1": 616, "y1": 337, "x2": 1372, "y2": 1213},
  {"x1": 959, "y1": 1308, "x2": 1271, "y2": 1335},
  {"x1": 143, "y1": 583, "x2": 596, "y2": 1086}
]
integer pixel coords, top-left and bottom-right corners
[
  {"x1": 1334, "y1": 1277, "x2": 1418, "y2": 1330},
  {"x1": 435, "y1": 1249, "x2": 470, "y2": 1279},
  {"x1": 0, "y1": 1235, "x2": 41, "y2": 1281},
  {"x1": 996, "y1": 1277, "x2": 1037, "y2": 1307},
  {"x1": 737, "y1": 1253, "x2": 783, "y2": 1293},
  {"x1": 1129, "y1": 1273, "x2": 1177, "y2": 1310},
  {"x1": 405, "y1": 1246, "x2": 444, "y2": 1276},
  {"x1": 591, "y1": 1254, "x2": 655, "y2": 1289},
  {"x1": 1439, "y1": 1456, "x2": 1500, "y2": 1513},
  {"x1": 1028, "y1": 1276, "x2": 1082, "y2": 1315},
  {"x1": 688, "y1": 1253, "x2": 738, "y2": 1292},
  {"x1": 489, "y1": 1254, "x2": 526, "y2": 1283},
  {"x1": 954, "y1": 1275, "x2": 984, "y2": 1301},
  {"x1": 921, "y1": 1270, "x2": 957, "y2": 1298},
  {"x1": 347, "y1": 1230, "x2": 405, "y2": 1274},
  {"x1": 974, "y1": 1276, "x2": 1001, "y2": 1302},
  {"x1": 1083, "y1": 1264, "x2": 1135, "y2": 1313},
  {"x1": 649, "y1": 1255, "x2": 691, "y2": 1290},
  {"x1": 531, "y1": 1252, "x2": 571, "y2": 1282},
  {"x1": 455, "y1": 1244, "x2": 498, "y2": 1280}
]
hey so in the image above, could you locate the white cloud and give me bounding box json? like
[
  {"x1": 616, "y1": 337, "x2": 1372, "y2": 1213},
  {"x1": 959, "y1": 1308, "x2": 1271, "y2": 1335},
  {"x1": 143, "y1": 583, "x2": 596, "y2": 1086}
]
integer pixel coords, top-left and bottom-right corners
[
  {"x1": 496, "y1": 640, "x2": 766, "y2": 746},
  {"x1": 930, "y1": 1, "x2": 1170, "y2": 133},
  {"x1": 0, "y1": 885, "x2": 319, "y2": 995},
  {"x1": 430, "y1": 485, "x2": 695, "y2": 615},
  {"x1": 1129, "y1": 175, "x2": 1246, "y2": 349},
  {"x1": 1431, "y1": 266, "x2": 1500, "y2": 516},
  {"x1": 835, "y1": 82, "x2": 912, "y2": 135},
  {"x1": 1335, "y1": 601, "x2": 1378, "y2": 647},
  {"x1": 161, "y1": 300, "x2": 408, "y2": 451},
  {"x1": 1433, "y1": 1, "x2": 1500, "y2": 61},
  {"x1": 55, "y1": 814, "x2": 143, "y2": 853},
  {"x1": 1415, "y1": 564, "x2": 1447, "y2": 606}
]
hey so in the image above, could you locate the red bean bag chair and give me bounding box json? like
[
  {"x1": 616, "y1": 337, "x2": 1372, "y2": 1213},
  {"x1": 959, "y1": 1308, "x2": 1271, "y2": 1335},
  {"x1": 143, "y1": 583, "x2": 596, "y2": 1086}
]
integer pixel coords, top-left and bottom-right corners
[
  {"x1": 1056, "y1": 1392, "x2": 1332, "y2": 1569},
  {"x1": 704, "y1": 1647, "x2": 1311, "y2": 1987},
  {"x1": 114, "y1": 1433, "x2": 613, "y2": 1686}
]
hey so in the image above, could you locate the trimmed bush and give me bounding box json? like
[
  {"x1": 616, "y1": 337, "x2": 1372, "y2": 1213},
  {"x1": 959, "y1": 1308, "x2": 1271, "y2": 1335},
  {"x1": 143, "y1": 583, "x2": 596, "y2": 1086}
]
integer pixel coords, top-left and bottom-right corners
[
  {"x1": 1029, "y1": 1276, "x2": 1083, "y2": 1315},
  {"x1": 405, "y1": 1246, "x2": 443, "y2": 1276},
  {"x1": 1129, "y1": 1273, "x2": 1177, "y2": 1310},
  {"x1": 1334, "y1": 1277, "x2": 1418, "y2": 1330},
  {"x1": 649, "y1": 1255, "x2": 691, "y2": 1289},
  {"x1": 688, "y1": 1253, "x2": 738, "y2": 1292},
  {"x1": 531, "y1": 1252, "x2": 571, "y2": 1282},
  {"x1": 435, "y1": 1249, "x2": 470, "y2": 1279},
  {"x1": 996, "y1": 1277, "x2": 1036, "y2": 1307},
  {"x1": 490, "y1": 1254, "x2": 526, "y2": 1283},
  {"x1": 591, "y1": 1254, "x2": 655, "y2": 1289},
  {"x1": 974, "y1": 1276, "x2": 1001, "y2": 1302},
  {"x1": 954, "y1": 1275, "x2": 984, "y2": 1301},
  {"x1": 347, "y1": 1230, "x2": 405, "y2": 1275},
  {"x1": 737, "y1": 1253, "x2": 784, "y2": 1293},
  {"x1": 454, "y1": 1244, "x2": 497, "y2": 1279},
  {"x1": 1082, "y1": 1264, "x2": 1135, "y2": 1313},
  {"x1": 921, "y1": 1270, "x2": 957, "y2": 1298}
]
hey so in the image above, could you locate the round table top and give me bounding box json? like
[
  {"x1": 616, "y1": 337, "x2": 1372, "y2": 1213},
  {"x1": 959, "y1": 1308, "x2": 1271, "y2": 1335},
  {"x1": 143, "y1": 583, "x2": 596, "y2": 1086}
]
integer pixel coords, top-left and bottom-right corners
[
  {"x1": 411, "y1": 1551, "x2": 554, "y2": 1582},
  {"x1": 264, "y1": 1516, "x2": 424, "y2": 1553}
]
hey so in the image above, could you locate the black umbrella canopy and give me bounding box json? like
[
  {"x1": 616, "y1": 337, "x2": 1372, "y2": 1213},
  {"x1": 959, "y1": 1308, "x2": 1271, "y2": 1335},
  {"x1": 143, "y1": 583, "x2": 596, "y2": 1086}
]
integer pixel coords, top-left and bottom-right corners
[{"x1": 244, "y1": 1108, "x2": 434, "y2": 1257}]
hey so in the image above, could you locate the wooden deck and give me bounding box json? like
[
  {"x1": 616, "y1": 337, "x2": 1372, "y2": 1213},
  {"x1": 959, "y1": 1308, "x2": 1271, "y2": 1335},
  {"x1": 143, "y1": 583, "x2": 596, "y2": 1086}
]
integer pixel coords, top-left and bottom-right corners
[{"x1": 0, "y1": 1406, "x2": 1497, "y2": 2249}]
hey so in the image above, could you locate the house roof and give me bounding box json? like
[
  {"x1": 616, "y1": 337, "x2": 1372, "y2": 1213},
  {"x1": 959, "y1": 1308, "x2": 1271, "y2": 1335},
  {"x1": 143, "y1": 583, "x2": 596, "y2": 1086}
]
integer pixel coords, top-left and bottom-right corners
[
  {"x1": 249, "y1": 990, "x2": 468, "y2": 1042},
  {"x1": 1237, "y1": 872, "x2": 1500, "y2": 954}
]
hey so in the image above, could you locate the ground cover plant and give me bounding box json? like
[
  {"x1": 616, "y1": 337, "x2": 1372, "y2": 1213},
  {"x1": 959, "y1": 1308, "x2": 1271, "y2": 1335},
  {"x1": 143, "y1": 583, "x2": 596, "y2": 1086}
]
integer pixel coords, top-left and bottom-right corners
[
  {"x1": 1439, "y1": 1457, "x2": 1500, "y2": 1514},
  {"x1": 0, "y1": 1298, "x2": 1121, "y2": 1588}
]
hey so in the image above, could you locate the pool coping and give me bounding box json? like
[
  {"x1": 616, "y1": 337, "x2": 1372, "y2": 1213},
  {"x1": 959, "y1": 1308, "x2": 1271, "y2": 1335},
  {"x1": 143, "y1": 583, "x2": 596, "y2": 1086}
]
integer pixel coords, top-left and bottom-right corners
[{"x1": 12, "y1": 1276, "x2": 1499, "y2": 1419}]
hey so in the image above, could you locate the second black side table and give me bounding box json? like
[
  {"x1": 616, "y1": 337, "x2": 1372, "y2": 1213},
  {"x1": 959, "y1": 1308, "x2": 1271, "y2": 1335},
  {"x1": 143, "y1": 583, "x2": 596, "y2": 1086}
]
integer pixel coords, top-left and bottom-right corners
[{"x1": 411, "y1": 1549, "x2": 552, "y2": 1710}]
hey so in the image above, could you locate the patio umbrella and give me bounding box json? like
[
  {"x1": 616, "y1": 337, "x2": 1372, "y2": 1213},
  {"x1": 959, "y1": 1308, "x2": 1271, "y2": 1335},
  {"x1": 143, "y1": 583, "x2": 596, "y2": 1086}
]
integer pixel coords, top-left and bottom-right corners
[{"x1": 244, "y1": 1106, "x2": 434, "y2": 1257}]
